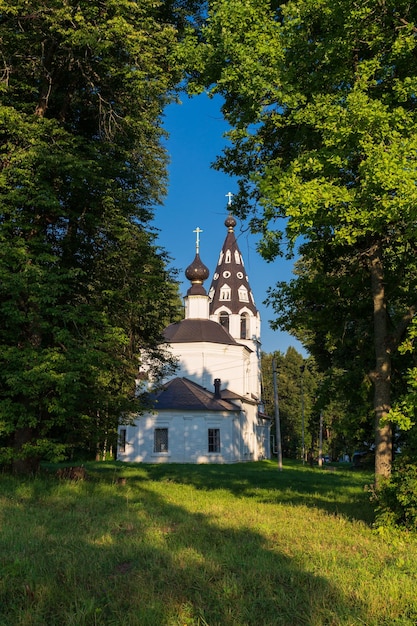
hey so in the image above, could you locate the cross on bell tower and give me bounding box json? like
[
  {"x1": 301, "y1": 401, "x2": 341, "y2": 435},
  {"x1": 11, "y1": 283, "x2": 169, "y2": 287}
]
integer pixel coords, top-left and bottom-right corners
[{"x1": 225, "y1": 191, "x2": 234, "y2": 206}]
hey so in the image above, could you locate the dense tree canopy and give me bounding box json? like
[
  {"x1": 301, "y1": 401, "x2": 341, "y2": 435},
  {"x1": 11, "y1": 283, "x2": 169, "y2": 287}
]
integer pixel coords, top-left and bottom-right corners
[
  {"x1": 262, "y1": 348, "x2": 317, "y2": 459},
  {"x1": 262, "y1": 348, "x2": 363, "y2": 462},
  {"x1": 0, "y1": 0, "x2": 192, "y2": 471},
  {"x1": 183, "y1": 0, "x2": 417, "y2": 480}
]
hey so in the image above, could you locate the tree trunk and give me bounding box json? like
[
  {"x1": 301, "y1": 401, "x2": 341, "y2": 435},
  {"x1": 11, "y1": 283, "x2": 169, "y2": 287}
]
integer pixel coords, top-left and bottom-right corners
[
  {"x1": 12, "y1": 426, "x2": 40, "y2": 475},
  {"x1": 368, "y1": 242, "x2": 392, "y2": 484}
]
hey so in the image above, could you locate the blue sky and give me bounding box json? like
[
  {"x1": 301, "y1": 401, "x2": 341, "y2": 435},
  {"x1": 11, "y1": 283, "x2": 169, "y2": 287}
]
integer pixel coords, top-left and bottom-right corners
[{"x1": 153, "y1": 93, "x2": 305, "y2": 356}]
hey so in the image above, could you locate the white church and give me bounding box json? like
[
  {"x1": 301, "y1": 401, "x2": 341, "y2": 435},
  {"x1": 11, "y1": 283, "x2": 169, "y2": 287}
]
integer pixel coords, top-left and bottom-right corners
[{"x1": 117, "y1": 212, "x2": 271, "y2": 463}]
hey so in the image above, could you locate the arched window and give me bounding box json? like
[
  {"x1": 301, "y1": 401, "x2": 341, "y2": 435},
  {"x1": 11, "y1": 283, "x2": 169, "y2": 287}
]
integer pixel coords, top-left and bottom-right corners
[
  {"x1": 240, "y1": 312, "x2": 249, "y2": 339},
  {"x1": 219, "y1": 311, "x2": 229, "y2": 331}
]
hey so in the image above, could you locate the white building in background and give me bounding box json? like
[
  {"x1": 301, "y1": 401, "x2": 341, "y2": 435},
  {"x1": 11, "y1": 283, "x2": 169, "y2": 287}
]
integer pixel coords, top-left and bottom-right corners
[{"x1": 118, "y1": 213, "x2": 271, "y2": 464}]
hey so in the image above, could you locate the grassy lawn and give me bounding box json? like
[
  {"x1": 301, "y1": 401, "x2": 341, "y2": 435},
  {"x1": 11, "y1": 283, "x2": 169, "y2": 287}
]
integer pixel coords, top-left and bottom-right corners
[{"x1": 1, "y1": 460, "x2": 416, "y2": 626}]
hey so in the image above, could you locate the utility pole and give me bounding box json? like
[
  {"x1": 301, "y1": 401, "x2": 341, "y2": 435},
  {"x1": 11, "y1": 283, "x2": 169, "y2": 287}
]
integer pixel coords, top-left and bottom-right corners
[
  {"x1": 318, "y1": 410, "x2": 323, "y2": 468},
  {"x1": 272, "y1": 358, "x2": 283, "y2": 471},
  {"x1": 300, "y1": 364, "x2": 305, "y2": 465}
]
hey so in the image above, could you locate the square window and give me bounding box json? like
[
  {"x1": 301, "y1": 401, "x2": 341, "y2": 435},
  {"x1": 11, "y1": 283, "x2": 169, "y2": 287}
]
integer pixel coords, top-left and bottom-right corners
[
  {"x1": 154, "y1": 428, "x2": 168, "y2": 453},
  {"x1": 208, "y1": 428, "x2": 221, "y2": 453}
]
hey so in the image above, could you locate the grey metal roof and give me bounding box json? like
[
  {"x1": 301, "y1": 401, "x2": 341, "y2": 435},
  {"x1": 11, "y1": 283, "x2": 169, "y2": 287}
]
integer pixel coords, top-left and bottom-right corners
[
  {"x1": 164, "y1": 318, "x2": 241, "y2": 346},
  {"x1": 149, "y1": 377, "x2": 241, "y2": 412}
]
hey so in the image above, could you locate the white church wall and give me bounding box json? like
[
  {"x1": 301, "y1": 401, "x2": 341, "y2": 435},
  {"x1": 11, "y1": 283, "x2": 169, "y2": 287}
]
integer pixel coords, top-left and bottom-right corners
[
  {"x1": 208, "y1": 308, "x2": 262, "y2": 401},
  {"x1": 118, "y1": 410, "x2": 244, "y2": 464},
  {"x1": 118, "y1": 401, "x2": 270, "y2": 464},
  {"x1": 238, "y1": 342, "x2": 262, "y2": 402},
  {"x1": 166, "y1": 341, "x2": 254, "y2": 398},
  {"x1": 256, "y1": 419, "x2": 271, "y2": 460},
  {"x1": 185, "y1": 294, "x2": 210, "y2": 319}
]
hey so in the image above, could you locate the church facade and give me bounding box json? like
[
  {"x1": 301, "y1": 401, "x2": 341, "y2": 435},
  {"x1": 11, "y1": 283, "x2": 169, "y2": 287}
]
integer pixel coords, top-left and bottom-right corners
[{"x1": 117, "y1": 214, "x2": 271, "y2": 464}]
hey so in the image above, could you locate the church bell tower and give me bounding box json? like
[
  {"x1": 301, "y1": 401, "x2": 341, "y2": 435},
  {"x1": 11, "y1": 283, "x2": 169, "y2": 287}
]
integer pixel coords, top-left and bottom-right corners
[
  {"x1": 208, "y1": 209, "x2": 262, "y2": 400},
  {"x1": 208, "y1": 215, "x2": 260, "y2": 347}
]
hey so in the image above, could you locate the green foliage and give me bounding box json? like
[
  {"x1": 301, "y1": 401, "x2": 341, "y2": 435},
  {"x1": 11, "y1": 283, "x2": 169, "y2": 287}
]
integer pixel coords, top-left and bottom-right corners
[
  {"x1": 263, "y1": 347, "x2": 371, "y2": 460},
  {"x1": 374, "y1": 462, "x2": 417, "y2": 531},
  {"x1": 0, "y1": 0, "x2": 188, "y2": 471},
  {"x1": 388, "y1": 317, "x2": 417, "y2": 433},
  {"x1": 262, "y1": 348, "x2": 319, "y2": 458},
  {"x1": 183, "y1": 0, "x2": 417, "y2": 478},
  {"x1": 266, "y1": 243, "x2": 411, "y2": 454}
]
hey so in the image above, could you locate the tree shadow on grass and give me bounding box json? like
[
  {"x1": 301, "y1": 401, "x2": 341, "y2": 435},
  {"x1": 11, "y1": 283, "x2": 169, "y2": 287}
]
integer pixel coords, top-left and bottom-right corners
[
  {"x1": 0, "y1": 473, "x2": 368, "y2": 626},
  {"x1": 97, "y1": 460, "x2": 375, "y2": 526}
]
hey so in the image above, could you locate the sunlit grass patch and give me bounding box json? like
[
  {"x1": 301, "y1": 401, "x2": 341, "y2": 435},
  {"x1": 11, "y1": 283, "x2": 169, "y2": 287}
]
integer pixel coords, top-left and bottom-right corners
[{"x1": 1, "y1": 460, "x2": 416, "y2": 625}]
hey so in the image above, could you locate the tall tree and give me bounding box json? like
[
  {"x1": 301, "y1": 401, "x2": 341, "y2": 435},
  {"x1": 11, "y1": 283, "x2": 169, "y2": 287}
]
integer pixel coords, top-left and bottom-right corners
[
  {"x1": 262, "y1": 348, "x2": 318, "y2": 459},
  {"x1": 0, "y1": 0, "x2": 188, "y2": 472},
  {"x1": 183, "y1": 0, "x2": 417, "y2": 481},
  {"x1": 266, "y1": 244, "x2": 410, "y2": 456}
]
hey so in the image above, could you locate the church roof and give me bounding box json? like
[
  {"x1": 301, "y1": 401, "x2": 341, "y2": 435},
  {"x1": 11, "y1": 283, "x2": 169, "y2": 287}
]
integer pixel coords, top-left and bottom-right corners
[
  {"x1": 149, "y1": 377, "x2": 241, "y2": 412},
  {"x1": 208, "y1": 216, "x2": 258, "y2": 315},
  {"x1": 164, "y1": 318, "x2": 248, "y2": 347}
]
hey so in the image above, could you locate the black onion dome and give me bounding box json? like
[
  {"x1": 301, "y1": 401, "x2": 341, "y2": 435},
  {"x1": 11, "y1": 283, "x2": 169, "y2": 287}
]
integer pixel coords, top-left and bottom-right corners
[
  {"x1": 225, "y1": 215, "x2": 237, "y2": 231},
  {"x1": 185, "y1": 253, "x2": 210, "y2": 284}
]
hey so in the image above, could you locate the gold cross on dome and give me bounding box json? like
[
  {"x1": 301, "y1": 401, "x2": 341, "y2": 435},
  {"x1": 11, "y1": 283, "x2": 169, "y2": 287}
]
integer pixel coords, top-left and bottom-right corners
[{"x1": 193, "y1": 226, "x2": 203, "y2": 253}]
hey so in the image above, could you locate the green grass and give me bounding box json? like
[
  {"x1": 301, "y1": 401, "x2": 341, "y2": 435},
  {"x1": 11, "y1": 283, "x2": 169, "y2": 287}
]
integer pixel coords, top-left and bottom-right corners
[{"x1": 1, "y1": 460, "x2": 416, "y2": 626}]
